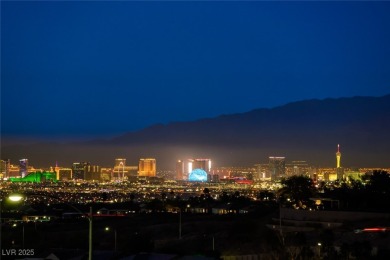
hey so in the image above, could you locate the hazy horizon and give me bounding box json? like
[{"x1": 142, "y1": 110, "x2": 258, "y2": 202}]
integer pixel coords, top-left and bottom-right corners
[{"x1": 2, "y1": 94, "x2": 390, "y2": 170}]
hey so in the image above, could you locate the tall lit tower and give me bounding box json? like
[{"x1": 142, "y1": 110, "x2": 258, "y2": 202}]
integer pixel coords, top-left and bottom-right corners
[
  {"x1": 72, "y1": 162, "x2": 90, "y2": 180},
  {"x1": 54, "y1": 161, "x2": 60, "y2": 180},
  {"x1": 268, "y1": 157, "x2": 285, "y2": 181},
  {"x1": 336, "y1": 144, "x2": 341, "y2": 168},
  {"x1": 192, "y1": 159, "x2": 212, "y2": 173},
  {"x1": 0, "y1": 159, "x2": 10, "y2": 179},
  {"x1": 176, "y1": 160, "x2": 184, "y2": 180},
  {"x1": 19, "y1": 159, "x2": 28, "y2": 178},
  {"x1": 138, "y1": 158, "x2": 156, "y2": 177},
  {"x1": 335, "y1": 144, "x2": 344, "y2": 180}
]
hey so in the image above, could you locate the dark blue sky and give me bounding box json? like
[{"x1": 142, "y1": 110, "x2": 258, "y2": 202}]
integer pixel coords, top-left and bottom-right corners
[{"x1": 2, "y1": 1, "x2": 390, "y2": 139}]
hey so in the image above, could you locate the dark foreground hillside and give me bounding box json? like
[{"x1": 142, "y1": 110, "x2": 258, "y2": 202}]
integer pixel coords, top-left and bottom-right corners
[
  {"x1": 3, "y1": 202, "x2": 390, "y2": 260},
  {"x1": 2, "y1": 209, "x2": 278, "y2": 259}
]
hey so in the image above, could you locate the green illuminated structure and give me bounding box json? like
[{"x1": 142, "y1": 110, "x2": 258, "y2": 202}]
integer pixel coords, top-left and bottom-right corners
[{"x1": 10, "y1": 171, "x2": 57, "y2": 183}]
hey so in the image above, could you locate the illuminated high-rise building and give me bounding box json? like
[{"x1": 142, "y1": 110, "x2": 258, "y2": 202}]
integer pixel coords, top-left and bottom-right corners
[
  {"x1": 184, "y1": 158, "x2": 212, "y2": 181},
  {"x1": 138, "y1": 158, "x2": 156, "y2": 177},
  {"x1": 187, "y1": 159, "x2": 194, "y2": 177},
  {"x1": 72, "y1": 162, "x2": 90, "y2": 180},
  {"x1": 176, "y1": 160, "x2": 184, "y2": 180},
  {"x1": 19, "y1": 159, "x2": 28, "y2": 178},
  {"x1": 0, "y1": 159, "x2": 10, "y2": 179},
  {"x1": 8, "y1": 164, "x2": 20, "y2": 178},
  {"x1": 286, "y1": 161, "x2": 310, "y2": 176},
  {"x1": 100, "y1": 168, "x2": 112, "y2": 182},
  {"x1": 58, "y1": 168, "x2": 72, "y2": 181},
  {"x1": 254, "y1": 163, "x2": 269, "y2": 180},
  {"x1": 85, "y1": 165, "x2": 101, "y2": 181},
  {"x1": 192, "y1": 159, "x2": 212, "y2": 173},
  {"x1": 269, "y1": 157, "x2": 285, "y2": 181},
  {"x1": 336, "y1": 144, "x2": 341, "y2": 168}
]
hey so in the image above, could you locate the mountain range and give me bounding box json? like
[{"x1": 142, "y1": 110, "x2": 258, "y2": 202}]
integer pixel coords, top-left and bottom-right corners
[{"x1": 2, "y1": 95, "x2": 390, "y2": 169}]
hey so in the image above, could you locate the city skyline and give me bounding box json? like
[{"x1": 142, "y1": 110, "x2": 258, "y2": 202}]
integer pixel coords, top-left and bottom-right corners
[
  {"x1": 1, "y1": 143, "x2": 386, "y2": 176},
  {"x1": 2, "y1": 1, "x2": 390, "y2": 140},
  {"x1": 2, "y1": 153, "x2": 390, "y2": 186}
]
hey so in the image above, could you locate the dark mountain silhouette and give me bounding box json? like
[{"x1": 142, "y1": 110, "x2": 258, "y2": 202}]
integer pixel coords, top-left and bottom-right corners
[{"x1": 2, "y1": 95, "x2": 390, "y2": 169}]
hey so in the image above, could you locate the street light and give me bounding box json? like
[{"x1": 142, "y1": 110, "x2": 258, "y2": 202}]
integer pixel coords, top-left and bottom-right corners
[
  {"x1": 104, "y1": 227, "x2": 117, "y2": 252},
  {"x1": 8, "y1": 195, "x2": 23, "y2": 202},
  {"x1": 1, "y1": 195, "x2": 24, "y2": 260},
  {"x1": 7, "y1": 193, "x2": 93, "y2": 260},
  {"x1": 318, "y1": 242, "x2": 322, "y2": 258},
  {"x1": 12, "y1": 223, "x2": 24, "y2": 249}
]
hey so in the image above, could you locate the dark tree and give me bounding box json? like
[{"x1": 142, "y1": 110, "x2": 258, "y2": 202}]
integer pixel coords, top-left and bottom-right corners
[
  {"x1": 280, "y1": 175, "x2": 316, "y2": 208},
  {"x1": 219, "y1": 191, "x2": 229, "y2": 203},
  {"x1": 365, "y1": 170, "x2": 390, "y2": 211},
  {"x1": 367, "y1": 170, "x2": 390, "y2": 194}
]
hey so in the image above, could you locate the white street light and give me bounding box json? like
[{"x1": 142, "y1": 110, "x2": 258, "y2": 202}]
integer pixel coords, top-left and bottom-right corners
[
  {"x1": 6, "y1": 193, "x2": 93, "y2": 260},
  {"x1": 8, "y1": 195, "x2": 23, "y2": 202},
  {"x1": 105, "y1": 226, "x2": 117, "y2": 252},
  {"x1": 1, "y1": 195, "x2": 25, "y2": 260},
  {"x1": 12, "y1": 223, "x2": 25, "y2": 249},
  {"x1": 318, "y1": 242, "x2": 322, "y2": 258}
]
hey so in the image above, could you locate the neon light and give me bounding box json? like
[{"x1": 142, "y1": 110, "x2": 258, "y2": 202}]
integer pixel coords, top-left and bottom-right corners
[
  {"x1": 188, "y1": 169, "x2": 207, "y2": 182},
  {"x1": 9, "y1": 171, "x2": 57, "y2": 183},
  {"x1": 363, "y1": 227, "x2": 388, "y2": 232}
]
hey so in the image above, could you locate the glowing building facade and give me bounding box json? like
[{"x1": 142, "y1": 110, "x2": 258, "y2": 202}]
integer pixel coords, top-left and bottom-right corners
[
  {"x1": 192, "y1": 159, "x2": 212, "y2": 173},
  {"x1": 286, "y1": 161, "x2": 310, "y2": 176},
  {"x1": 85, "y1": 165, "x2": 101, "y2": 181},
  {"x1": 176, "y1": 160, "x2": 184, "y2": 180},
  {"x1": 72, "y1": 162, "x2": 90, "y2": 180},
  {"x1": 19, "y1": 159, "x2": 28, "y2": 178},
  {"x1": 58, "y1": 168, "x2": 72, "y2": 181},
  {"x1": 8, "y1": 164, "x2": 20, "y2": 178},
  {"x1": 269, "y1": 156, "x2": 285, "y2": 181},
  {"x1": 138, "y1": 158, "x2": 156, "y2": 177},
  {"x1": 100, "y1": 168, "x2": 112, "y2": 182},
  {"x1": 0, "y1": 159, "x2": 10, "y2": 179},
  {"x1": 185, "y1": 158, "x2": 212, "y2": 181}
]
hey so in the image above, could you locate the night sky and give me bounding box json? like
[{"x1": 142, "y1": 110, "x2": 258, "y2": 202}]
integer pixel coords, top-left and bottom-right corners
[{"x1": 2, "y1": 1, "x2": 390, "y2": 140}]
